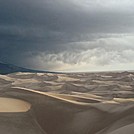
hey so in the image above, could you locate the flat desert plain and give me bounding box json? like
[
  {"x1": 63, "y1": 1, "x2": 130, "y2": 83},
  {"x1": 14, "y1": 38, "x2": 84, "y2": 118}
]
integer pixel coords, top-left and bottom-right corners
[{"x1": 0, "y1": 71, "x2": 134, "y2": 134}]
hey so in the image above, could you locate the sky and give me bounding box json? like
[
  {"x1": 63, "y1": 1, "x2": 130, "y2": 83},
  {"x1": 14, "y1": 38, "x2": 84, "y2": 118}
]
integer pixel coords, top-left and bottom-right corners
[{"x1": 0, "y1": 0, "x2": 134, "y2": 72}]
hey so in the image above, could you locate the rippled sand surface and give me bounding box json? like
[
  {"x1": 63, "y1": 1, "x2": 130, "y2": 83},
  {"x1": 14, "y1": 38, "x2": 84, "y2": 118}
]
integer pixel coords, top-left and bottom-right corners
[{"x1": 0, "y1": 71, "x2": 134, "y2": 134}]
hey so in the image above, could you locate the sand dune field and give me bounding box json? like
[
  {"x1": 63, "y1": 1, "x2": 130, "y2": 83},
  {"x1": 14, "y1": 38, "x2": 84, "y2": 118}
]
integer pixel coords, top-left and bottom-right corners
[{"x1": 0, "y1": 71, "x2": 134, "y2": 134}]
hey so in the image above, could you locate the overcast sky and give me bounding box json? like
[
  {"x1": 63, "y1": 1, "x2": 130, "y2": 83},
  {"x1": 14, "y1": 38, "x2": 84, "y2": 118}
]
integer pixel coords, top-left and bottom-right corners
[{"x1": 0, "y1": 0, "x2": 134, "y2": 72}]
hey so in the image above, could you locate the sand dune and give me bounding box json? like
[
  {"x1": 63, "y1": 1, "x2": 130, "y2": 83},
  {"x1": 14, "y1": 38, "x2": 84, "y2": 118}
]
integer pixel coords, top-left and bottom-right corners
[
  {"x1": 7, "y1": 87, "x2": 108, "y2": 134},
  {"x1": 0, "y1": 72, "x2": 134, "y2": 134},
  {"x1": 11, "y1": 86, "x2": 134, "y2": 134},
  {"x1": 109, "y1": 123, "x2": 134, "y2": 134}
]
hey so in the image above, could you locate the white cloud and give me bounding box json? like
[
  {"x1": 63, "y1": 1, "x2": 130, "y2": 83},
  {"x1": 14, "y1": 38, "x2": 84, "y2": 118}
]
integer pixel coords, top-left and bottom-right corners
[
  {"x1": 23, "y1": 34, "x2": 134, "y2": 72},
  {"x1": 71, "y1": 0, "x2": 134, "y2": 10}
]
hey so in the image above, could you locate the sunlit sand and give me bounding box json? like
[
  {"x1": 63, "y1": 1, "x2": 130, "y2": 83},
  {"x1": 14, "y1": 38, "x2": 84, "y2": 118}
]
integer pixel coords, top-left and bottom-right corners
[{"x1": 0, "y1": 97, "x2": 31, "y2": 112}]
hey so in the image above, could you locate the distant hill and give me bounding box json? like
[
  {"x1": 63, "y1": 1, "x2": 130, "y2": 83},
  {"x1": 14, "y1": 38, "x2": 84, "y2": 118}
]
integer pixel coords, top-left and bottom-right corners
[{"x1": 0, "y1": 62, "x2": 50, "y2": 75}]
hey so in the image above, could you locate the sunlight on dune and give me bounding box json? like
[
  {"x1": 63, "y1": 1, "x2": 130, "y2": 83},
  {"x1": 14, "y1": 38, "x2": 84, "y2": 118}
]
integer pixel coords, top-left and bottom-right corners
[{"x1": 0, "y1": 97, "x2": 31, "y2": 112}]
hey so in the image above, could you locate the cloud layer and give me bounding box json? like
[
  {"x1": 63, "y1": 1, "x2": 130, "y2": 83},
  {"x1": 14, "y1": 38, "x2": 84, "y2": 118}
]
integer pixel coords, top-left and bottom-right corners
[{"x1": 0, "y1": 0, "x2": 134, "y2": 71}]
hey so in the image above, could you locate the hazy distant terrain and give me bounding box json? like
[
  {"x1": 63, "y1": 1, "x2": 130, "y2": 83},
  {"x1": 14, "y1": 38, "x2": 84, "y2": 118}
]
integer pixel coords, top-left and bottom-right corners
[
  {"x1": 0, "y1": 71, "x2": 134, "y2": 134},
  {"x1": 0, "y1": 62, "x2": 51, "y2": 75}
]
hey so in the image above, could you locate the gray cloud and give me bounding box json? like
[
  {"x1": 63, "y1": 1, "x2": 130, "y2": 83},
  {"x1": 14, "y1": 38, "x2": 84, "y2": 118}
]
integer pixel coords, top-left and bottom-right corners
[{"x1": 0, "y1": 0, "x2": 134, "y2": 71}]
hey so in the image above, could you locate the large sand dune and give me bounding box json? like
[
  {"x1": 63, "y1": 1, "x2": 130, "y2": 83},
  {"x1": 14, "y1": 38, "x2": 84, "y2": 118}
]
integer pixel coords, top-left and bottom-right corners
[{"x1": 0, "y1": 71, "x2": 134, "y2": 134}]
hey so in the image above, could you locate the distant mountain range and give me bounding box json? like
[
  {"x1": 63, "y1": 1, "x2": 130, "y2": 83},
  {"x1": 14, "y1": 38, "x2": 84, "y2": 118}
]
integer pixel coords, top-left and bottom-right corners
[{"x1": 0, "y1": 62, "x2": 51, "y2": 75}]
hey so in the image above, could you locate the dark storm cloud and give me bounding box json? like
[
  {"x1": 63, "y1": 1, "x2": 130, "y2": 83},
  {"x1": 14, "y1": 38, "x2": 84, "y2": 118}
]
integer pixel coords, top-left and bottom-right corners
[{"x1": 0, "y1": 0, "x2": 134, "y2": 71}]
